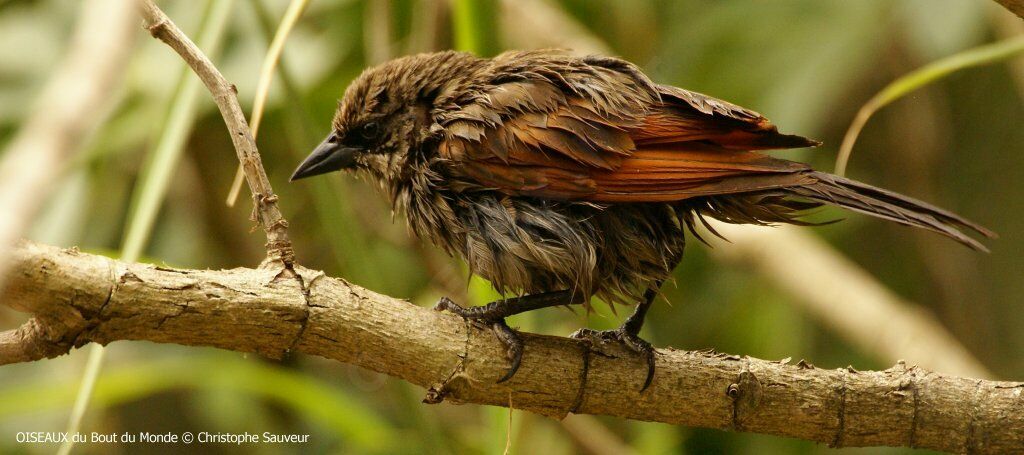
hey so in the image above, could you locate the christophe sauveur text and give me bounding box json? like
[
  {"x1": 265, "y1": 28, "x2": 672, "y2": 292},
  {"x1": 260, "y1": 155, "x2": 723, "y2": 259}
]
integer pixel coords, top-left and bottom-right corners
[{"x1": 17, "y1": 431, "x2": 310, "y2": 444}]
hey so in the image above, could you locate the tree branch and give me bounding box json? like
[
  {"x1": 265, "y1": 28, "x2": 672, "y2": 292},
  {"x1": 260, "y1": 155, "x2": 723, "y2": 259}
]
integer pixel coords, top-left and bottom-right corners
[
  {"x1": 0, "y1": 241, "x2": 1021, "y2": 453},
  {"x1": 140, "y1": 0, "x2": 294, "y2": 267},
  {"x1": 1, "y1": 2, "x2": 1011, "y2": 453}
]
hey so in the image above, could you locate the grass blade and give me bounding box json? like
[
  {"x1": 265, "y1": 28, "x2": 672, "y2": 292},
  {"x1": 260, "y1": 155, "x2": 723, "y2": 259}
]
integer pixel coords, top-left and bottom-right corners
[
  {"x1": 226, "y1": 0, "x2": 311, "y2": 207},
  {"x1": 835, "y1": 35, "x2": 1024, "y2": 176}
]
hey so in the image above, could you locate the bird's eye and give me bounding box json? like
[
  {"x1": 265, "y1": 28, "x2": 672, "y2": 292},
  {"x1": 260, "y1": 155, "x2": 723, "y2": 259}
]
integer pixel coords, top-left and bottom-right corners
[{"x1": 361, "y1": 122, "x2": 379, "y2": 140}]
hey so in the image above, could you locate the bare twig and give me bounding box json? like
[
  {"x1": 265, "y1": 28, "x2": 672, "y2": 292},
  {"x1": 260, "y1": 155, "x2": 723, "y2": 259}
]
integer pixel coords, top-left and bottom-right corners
[
  {"x1": 0, "y1": 0, "x2": 135, "y2": 289},
  {"x1": 1, "y1": 241, "x2": 1021, "y2": 453},
  {"x1": 140, "y1": 0, "x2": 294, "y2": 267},
  {"x1": 0, "y1": 319, "x2": 71, "y2": 364}
]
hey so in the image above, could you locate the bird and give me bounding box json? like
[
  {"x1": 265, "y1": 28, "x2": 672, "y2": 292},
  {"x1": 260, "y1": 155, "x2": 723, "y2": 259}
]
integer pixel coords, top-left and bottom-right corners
[{"x1": 290, "y1": 50, "x2": 994, "y2": 391}]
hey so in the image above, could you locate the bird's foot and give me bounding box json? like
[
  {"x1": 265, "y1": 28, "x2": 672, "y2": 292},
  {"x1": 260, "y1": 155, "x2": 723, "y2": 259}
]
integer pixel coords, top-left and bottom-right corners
[
  {"x1": 570, "y1": 327, "x2": 656, "y2": 391},
  {"x1": 433, "y1": 297, "x2": 523, "y2": 383}
]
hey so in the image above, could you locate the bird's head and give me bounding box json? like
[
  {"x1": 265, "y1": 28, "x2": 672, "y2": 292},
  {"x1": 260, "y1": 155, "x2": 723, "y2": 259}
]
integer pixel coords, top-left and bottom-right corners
[{"x1": 290, "y1": 51, "x2": 480, "y2": 183}]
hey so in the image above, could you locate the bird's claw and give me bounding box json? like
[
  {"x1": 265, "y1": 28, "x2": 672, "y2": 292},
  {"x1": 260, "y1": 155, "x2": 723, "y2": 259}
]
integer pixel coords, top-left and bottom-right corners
[
  {"x1": 433, "y1": 296, "x2": 523, "y2": 383},
  {"x1": 571, "y1": 327, "x2": 656, "y2": 391},
  {"x1": 489, "y1": 320, "x2": 523, "y2": 382},
  {"x1": 432, "y1": 296, "x2": 461, "y2": 314}
]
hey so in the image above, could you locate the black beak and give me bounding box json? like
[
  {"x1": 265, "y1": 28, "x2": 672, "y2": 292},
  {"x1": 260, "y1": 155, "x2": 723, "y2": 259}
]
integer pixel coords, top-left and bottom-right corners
[{"x1": 290, "y1": 133, "x2": 360, "y2": 181}]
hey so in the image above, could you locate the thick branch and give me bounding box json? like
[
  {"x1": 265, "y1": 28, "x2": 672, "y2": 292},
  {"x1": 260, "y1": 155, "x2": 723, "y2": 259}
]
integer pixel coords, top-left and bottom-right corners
[
  {"x1": 1, "y1": 241, "x2": 1021, "y2": 453},
  {"x1": 139, "y1": 1, "x2": 293, "y2": 266}
]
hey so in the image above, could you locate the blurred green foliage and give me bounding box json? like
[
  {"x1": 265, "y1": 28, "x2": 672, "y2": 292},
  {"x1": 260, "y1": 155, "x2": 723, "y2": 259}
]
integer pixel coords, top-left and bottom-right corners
[{"x1": 0, "y1": 0, "x2": 1021, "y2": 453}]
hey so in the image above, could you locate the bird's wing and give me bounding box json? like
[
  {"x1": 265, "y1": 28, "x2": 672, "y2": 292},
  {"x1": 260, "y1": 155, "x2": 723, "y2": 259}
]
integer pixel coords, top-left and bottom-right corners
[
  {"x1": 637, "y1": 85, "x2": 819, "y2": 150},
  {"x1": 439, "y1": 75, "x2": 819, "y2": 202}
]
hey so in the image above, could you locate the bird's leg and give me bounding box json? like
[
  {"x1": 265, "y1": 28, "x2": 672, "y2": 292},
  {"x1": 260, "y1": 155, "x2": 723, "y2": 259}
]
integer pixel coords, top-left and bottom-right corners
[
  {"x1": 571, "y1": 283, "x2": 662, "y2": 391},
  {"x1": 433, "y1": 289, "x2": 579, "y2": 383}
]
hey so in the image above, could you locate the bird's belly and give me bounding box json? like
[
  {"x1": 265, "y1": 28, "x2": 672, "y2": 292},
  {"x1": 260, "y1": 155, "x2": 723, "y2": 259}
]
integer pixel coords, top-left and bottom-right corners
[
  {"x1": 450, "y1": 195, "x2": 596, "y2": 297},
  {"x1": 420, "y1": 194, "x2": 687, "y2": 306}
]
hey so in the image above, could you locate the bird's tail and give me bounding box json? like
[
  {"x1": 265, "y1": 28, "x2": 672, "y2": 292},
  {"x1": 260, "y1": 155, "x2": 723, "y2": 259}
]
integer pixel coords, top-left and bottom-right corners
[
  {"x1": 688, "y1": 171, "x2": 994, "y2": 251},
  {"x1": 786, "y1": 171, "x2": 996, "y2": 251}
]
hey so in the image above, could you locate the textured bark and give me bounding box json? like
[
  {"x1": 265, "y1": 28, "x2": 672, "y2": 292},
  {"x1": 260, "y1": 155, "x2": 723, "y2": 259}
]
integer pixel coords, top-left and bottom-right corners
[
  {"x1": 0, "y1": 2, "x2": 1018, "y2": 453},
  {"x1": 1, "y1": 241, "x2": 1022, "y2": 454}
]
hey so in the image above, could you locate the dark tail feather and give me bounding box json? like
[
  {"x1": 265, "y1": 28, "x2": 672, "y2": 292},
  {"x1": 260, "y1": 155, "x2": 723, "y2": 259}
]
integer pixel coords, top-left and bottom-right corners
[{"x1": 789, "y1": 171, "x2": 996, "y2": 252}]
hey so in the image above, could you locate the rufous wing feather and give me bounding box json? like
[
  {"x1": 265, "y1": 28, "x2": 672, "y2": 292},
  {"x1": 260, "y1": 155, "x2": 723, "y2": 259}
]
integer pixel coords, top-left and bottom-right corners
[
  {"x1": 432, "y1": 54, "x2": 992, "y2": 251},
  {"x1": 440, "y1": 80, "x2": 819, "y2": 203}
]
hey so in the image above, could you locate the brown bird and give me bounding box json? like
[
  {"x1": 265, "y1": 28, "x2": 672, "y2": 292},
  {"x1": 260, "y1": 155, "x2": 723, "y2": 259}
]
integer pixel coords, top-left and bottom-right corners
[{"x1": 290, "y1": 50, "x2": 994, "y2": 390}]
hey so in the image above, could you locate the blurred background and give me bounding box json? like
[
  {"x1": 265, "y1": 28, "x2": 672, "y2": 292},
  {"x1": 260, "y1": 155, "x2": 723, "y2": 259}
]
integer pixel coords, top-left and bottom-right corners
[{"x1": 0, "y1": 0, "x2": 1022, "y2": 453}]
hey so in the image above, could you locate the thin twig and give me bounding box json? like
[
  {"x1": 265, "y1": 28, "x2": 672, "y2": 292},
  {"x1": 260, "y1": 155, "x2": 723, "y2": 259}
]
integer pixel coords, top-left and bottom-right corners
[
  {"x1": 140, "y1": 0, "x2": 294, "y2": 267},
  {"x1": 2, "y1": 241, "x2": 1022, "y2": 454}
]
